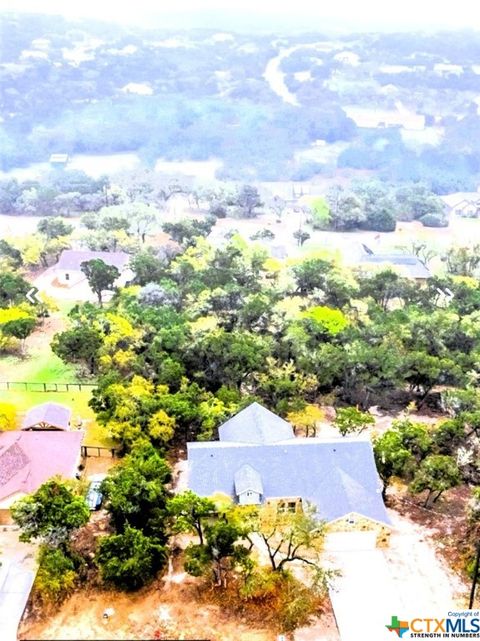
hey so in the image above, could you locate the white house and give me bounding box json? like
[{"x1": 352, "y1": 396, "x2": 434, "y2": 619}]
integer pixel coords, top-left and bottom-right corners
[{"x1": 54, "y1": 250, "x2": 132, "y2": 288}]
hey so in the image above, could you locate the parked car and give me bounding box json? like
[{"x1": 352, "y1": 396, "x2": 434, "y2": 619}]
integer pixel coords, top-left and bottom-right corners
[{"x1": 86, "y1": 480, "x2": 103, "y2": 511}]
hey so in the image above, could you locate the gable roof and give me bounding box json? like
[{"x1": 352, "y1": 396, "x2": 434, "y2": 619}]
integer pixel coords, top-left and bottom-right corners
[
  {"x1": 0, "y1": 431, "x2": 83, "y2": 503},
  {"x1": 234, "y1": 464, "x2": 263, "y2": 495},
  {"x1": 56, "y1": 250, "x2": 130, "y2": 272},
  {"x1": 21, "y1": 402, "x2": 71, "y2": 431},
  {"x1": 187, "y1": 437, "x2": 390, "y2": 526},
  {"x1": 219, "y1": 402, "x2": 294, "y2": 444},
  {"x1": 358, "y1": 253, "x2": 431, "y2": 279}
]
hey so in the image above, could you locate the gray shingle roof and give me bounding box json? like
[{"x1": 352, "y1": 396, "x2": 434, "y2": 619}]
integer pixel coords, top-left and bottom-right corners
[
  {"x1": 56, "y1": 250, "x2": 129, "y2": 272},
  {"x1": 359, "y1": 253, "x2": 431, "y2": 279},
  {"x1": 21, "y1": 403, "x2": 71, "y2": 431},
  {"x1": 219, "y1": 402, "x2": 294, "y2": 444},
  {"x1": 187, "y1": 437, "x2": 390, "y2": 525},
  {"x1": 234, "y1": 464, "x2": 263, "y2": 495}
]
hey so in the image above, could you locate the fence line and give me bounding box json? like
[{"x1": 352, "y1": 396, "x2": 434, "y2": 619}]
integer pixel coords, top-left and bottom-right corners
[
  {"x1": 81, "y1": 445, "x2": 119, "y2": 458},
  {"x1": 0, "y1": 381, "x2": 97, "y2": 392}
]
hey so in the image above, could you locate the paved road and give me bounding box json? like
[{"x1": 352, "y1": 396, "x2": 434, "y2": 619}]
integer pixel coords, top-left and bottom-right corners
[{"x1": 0, "y1": 530, "x2": 37, "y2": 641}]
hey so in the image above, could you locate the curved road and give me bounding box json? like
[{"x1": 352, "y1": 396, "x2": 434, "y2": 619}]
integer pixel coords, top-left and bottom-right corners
[{"x1": 263, "y1": 42, "x2": 331, "y2": 107}]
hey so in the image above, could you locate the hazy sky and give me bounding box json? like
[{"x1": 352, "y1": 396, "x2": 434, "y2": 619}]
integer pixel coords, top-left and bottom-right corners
[{"x1": 1, "y1": 0, "x2": 480, "y2": 31}]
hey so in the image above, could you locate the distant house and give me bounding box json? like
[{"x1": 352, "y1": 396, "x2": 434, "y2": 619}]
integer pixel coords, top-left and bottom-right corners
[
  {"x1": 441, "y1": 191, "x2": 480, "y2": 218},
  {"x1": 357, "y1": 252, "x2": 431, "y2": 280},
  {"x1": 188, "y1": 403, "x2": 391, "y2": 550},
  {"x1": 54, "y1": 250, "x2": 132, "y2": 288},
  {"x1": 452, "y1": 199, "x2": 480, "y2": 218},
  {"x1": 0, "y1": 431, "x2": 83, "y2": 522},
  {"x1": 343, "y1": 106, "x2": 425, "y2": 131},
  {"x1": 21, "y1": 402, "x2": 71, "y2": 431},
  {"x1": 49, "y1": 153, "x2": 69, "y2": 168}
]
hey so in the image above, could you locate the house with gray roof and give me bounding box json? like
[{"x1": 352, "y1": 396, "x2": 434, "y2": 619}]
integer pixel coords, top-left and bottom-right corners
[
  {"x1": 219, "y1": 402, "x2": 294, "y2": 444},
  {"x1": 187, "y1": 403, "x2": 392, "y2": 549},
  {"x1": 358, "y1": 253, "x2": 431, "y2": 280},
  {"x1": 349, "y1": 244, "x2": 431, "y2": 280}
]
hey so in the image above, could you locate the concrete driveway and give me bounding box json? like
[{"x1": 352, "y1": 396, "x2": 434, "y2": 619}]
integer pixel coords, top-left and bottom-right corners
[
  {"x1": 0, "y1": 529, "x2": 37, "y2": 641},
  {"x1": 325, "y1": 511, "x2": 466, "y2": 641}
]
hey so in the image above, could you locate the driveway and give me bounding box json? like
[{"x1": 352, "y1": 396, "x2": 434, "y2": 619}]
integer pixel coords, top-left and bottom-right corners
[
  {"x1": 0, "y1": 529, "x2": 38, "y2": 641},
  {"x1": 325, "y1": 511, "x2": 466, "y2": 641}
]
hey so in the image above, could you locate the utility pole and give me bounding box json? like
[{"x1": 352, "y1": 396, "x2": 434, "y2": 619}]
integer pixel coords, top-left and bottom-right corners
[{"x1": 469, "y1": 542, "x2": 480, "y2": 609}]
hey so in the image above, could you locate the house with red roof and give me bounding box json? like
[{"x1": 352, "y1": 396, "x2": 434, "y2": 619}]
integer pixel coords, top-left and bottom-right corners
[
  {"x1": 0, "y1": 430, "x2": 84, "y2": 523},
  {"x1": 21, "y1": 402, "x2": 71, "y2": 431}
]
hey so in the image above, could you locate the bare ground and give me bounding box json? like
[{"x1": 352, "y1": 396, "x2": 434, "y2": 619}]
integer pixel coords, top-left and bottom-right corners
[{"x1": 19, "y1": 574, "x2": 279, "y2": 641}]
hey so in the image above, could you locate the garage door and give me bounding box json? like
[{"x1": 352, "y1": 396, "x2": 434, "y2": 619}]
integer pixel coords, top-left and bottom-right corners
[{"x1": 325, "y1": 530, "x2": 377, "y2": 551}]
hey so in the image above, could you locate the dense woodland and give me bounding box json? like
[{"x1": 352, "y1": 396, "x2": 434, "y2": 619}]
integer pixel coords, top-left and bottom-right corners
[
  {"x1": 5, "y1": 218, "x2": 480, "y2": 627},
  {"x1": 1, "y1": 14, "x2": 480, "y2": 189},
  {"x1": 3, "y1": 12, "x2": 480, "y2": 634}
]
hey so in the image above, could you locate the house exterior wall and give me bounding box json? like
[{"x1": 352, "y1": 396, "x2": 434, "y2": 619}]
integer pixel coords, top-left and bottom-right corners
[
  {"x1": 0, "y1": 509, "x2": 14, "y2": 525},
  {"x1": 55, "y1": 267, "x2": 132, "y2": 289},
  {"x1": 327, "y1": 512, "x2": 391, "y2": 547},
  {"x1": 56, "y1": 269, "x2": 85, "y2": 286},
  {"x1": 265, "y1": 496, "x2": 303, "y2": 513},
  {"x1": 238, "y1": 490, "x2": 261, "y2": 505}
]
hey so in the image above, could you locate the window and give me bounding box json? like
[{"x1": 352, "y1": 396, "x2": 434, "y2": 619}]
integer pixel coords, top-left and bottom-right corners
[
  {"x1": 278, "y1": 500, "x2": 298, "y2": 513},
  {"x1": 65, "y1": 273, "x2": 70, "y2": 281}
]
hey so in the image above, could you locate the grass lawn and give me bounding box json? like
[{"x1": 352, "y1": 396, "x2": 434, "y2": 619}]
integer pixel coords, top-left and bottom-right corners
[
  {"x1": 0, "y1": 388, "x2": 113, "y2": 447},
  {"x1": 0, "y1": 351, "x2": 79, "y2": 384},
  {"x1": 0, "y1": 304, "x2": 113, "y2": 447}
]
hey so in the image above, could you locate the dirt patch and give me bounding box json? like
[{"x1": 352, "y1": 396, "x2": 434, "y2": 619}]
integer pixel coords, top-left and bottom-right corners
[
  {"x1": 19, "y1": 578, "x2": 279, "y2": 641},
  {"x1": 388, "y1": 483, "x2": 472, "y2": 585},
  {"x1": 82, "y1": 456, "x2": 118, "y2": 479},
  {"x1": 26, "y1": 315, "x2": 66, "y2": 354}
]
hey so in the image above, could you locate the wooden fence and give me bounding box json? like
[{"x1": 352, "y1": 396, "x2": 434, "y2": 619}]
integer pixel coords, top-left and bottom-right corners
[
  {"x1": 81, "y1": 445, "x2": 119, "y2": 458},
  {"x1": 0, "y1": 381, "x2": 97, "y2": 392}
]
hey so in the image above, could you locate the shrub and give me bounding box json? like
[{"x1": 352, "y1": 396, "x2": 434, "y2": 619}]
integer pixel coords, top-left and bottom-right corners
[
  {"x1": 96, "y1": 526, "x2": 167, "y2": 590},
  {"x1": 419, "y1": 213, "x2": 448, "y2": 228},
  {"x1": 34, "y1": 545, "x2": 77, "y2": 605}
]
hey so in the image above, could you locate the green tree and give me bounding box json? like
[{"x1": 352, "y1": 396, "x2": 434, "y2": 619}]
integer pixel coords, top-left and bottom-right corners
[
  {"x1": 51, "y1": 324, "x2": 103, "y2": 374},
  {"x1": 444, "y1": 245, "x2": 480, "y2": 277},
  {"x1": 301, "y1": 306, "x2": 349, "y2": 337},
  {"x1": 326, "y1": 186, "x2": 365, "y2": 231},
  {"x1": 293, "y1": 229, "x2": 310, "y2": 246},
  {"x1": 0, "y1": 272, "x2": 30, "y2": 306},
  {"x1": 391, "y1": 417, "x2": 433, "y2": 462},
  {"x1": 130, "y1": 249, "x2": 166, "y2": 285},
  {"x1": 184, "y1": 519, "x2": 251, "y2": 587},
  {"x1": 163, "y1": 218, "x2": 216, "y2": 247},
  {"x1": 235, "y1": 185, "x2": 263, "y2": 218},
  {"x1": 96, "y1": 526, "x2": 167, "y2": 590},
  {"x1": 38, "y1": 217, "x2": 74, "y2": 239},
  {"x1": 0, "y1": 239, "x2": 22, "y2": 267},
  {"x1": 2, "y1": 316, "x2": 36, "y2": 353},
  {"x1": 239, "y1": 502, "x2": 327, "y2": 581},
  {"x1": 373, "y1": 431, "x2": 415, "y2": 499},
  {"x1": 409, "y1": 454, "x2": 461, "y2": 508},
  {"x1": 334, "y1": 407, "x2": 375, "y2": 436},
  {"x1": 101, "y1": 444, "x2": 171, "y2": 535},
  {"x1": 11, "y1": 478, "x2": 89, "y2": 545},
  {"x1": 308, "y1": 197, "x2": 331, "y2": 230},
  {"x1": 81, "y1": 258, "x2": 120, "y2": 306},
  {"x1": 167, "y1": 490, "x2": 215, "y2": 545}
]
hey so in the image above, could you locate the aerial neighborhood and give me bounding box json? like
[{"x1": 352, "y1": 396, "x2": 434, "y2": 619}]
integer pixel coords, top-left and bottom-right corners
[{"x1": 1, "y1": 8, "x2": 480, "y2": 641}]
